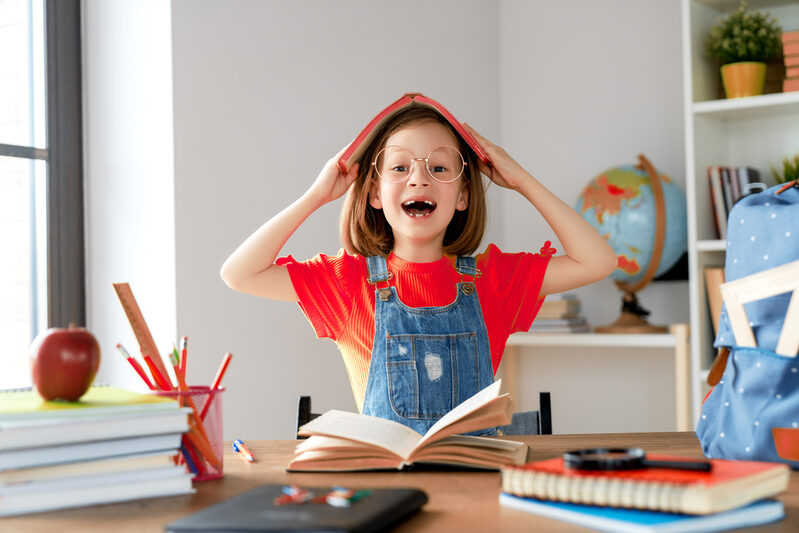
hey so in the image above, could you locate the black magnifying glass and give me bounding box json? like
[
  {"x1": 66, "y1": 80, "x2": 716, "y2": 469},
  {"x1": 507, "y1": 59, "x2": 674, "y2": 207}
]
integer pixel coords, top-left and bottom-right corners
[{"x1": 563, "y1": 448, "x2": 712, "y2": 472}]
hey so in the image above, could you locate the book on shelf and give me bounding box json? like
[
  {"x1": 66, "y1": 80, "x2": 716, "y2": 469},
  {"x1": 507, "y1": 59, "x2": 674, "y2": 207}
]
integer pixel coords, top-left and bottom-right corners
[
  {"x1": 703, "y1": 267, "x2": 725, "y2": 336},
  {"x1": 786, "y1": 66, "x2": 799, "y2": 79},
  {"x1": 500, "y1": 455, "x2": 790, "y2": 515},
  {"x1": 706, "y1": 166, "x2": 766, "y2": 239},
  {"x1": 0, "y1": 463, "x2": 194, "y2": 517},
  {"x1": 707, "y1": 166, "x2": 727, "y2": 240},
  {"x1": 538, "y1": 293, "x2": 582, "y2": 319},
  {"x1": 785, "y1": 54, "x2": 799, "y2": 67},
  {"x1": 785, "y1": 77, "x2": 799, "y2": 93},
  {"x1": 529, "y1": 317, "x2": 590, "y2": 333},
  {"x1": 499, "y1": 495, "x2": 784, "y2": 533},
  {"x1": 783, "y1": 30, "x2": 799, "y2": 44},
  {"x1": 288, "y1": 380, "x2": 526, "y2": 472}
]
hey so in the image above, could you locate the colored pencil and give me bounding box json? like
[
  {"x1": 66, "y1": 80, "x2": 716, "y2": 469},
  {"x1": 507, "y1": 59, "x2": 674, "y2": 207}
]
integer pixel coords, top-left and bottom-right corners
[
  {"x1": 199, "y1": 352, "x2": 233, "y2": 420},
  {"x1": 179, "y1": 336, "x2": 188, "y2": 376},
  {"x1": 116, "y1": 343, "x2": 155, "y2": 390}
]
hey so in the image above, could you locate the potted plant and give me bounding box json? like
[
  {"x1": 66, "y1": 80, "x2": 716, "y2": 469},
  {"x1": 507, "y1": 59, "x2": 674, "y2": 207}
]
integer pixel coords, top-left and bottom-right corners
[
  {"x1": 771, "y1": 153, "x2": 799, "y2": 184},
  {"x1": 707, "y1": 1, "x2": 782, "y2": 98}
]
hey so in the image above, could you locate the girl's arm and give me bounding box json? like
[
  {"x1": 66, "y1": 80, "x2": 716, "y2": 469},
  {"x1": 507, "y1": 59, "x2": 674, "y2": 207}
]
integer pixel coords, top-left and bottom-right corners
[
  {"x1": 219, "y1": 151, "x2": 359, "y2": 301},
  {"x1": 463, "y1": 124, "x2": 617, "y2": 296}
]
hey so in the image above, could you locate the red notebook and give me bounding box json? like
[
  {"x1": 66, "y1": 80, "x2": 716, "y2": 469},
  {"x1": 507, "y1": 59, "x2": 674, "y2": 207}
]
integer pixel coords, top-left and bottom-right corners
[
  {"x1": 500, "y1": 455, "x2": 790, "y2": 515},
  {"x1": 338, "y1": 92, "x2": 491, "y2": 174}
]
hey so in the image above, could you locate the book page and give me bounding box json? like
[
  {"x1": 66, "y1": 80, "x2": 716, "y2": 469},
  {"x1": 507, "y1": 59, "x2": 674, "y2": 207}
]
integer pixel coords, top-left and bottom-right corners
[
  {"x1": 416, "y1": 380, "x2": 504, "y2": 447},
  {"x1": 297, "y1": 410, "x2": 422, "y2": 459}
]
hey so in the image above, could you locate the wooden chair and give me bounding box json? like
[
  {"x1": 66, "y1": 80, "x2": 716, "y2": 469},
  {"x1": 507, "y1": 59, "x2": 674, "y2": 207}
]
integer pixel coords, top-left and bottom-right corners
[{"x1": 296, "y1": 392, "x2": 552, "y2": 438}]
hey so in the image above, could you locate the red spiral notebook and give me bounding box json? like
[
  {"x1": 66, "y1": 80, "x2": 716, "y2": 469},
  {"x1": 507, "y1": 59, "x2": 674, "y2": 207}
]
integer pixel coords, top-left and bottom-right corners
[
  {"x1": 337, "y1": 92, "x2": 491, "y2": 174},
  {"x1": 500, "y1": 455, "x2": 790, "y2": 515}
]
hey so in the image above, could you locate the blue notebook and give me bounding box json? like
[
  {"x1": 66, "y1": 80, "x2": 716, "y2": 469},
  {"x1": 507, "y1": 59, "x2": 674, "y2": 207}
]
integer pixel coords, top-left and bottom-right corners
[{"x1": 499, "y1": 494, "x2": 784, "y2": 533}]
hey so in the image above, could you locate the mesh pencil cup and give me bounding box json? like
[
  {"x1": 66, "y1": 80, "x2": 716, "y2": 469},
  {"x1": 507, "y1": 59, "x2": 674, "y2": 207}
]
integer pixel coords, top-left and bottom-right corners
[{"x1": 156, "y1": 386, "x2": 224, "y2": 481}]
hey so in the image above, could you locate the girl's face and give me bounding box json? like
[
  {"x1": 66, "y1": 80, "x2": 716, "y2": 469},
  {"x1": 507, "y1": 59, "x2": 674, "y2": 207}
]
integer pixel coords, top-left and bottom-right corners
[{"x1": 369, "y1": 121, "x2": 469, "y2": 260}]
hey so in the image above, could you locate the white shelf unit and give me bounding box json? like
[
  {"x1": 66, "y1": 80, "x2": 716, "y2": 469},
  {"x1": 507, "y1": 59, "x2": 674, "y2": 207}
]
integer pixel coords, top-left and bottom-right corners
[
  {"x1": 504, "y1": 325, "x2": 691, "y2": 431},
  {"x1": 681, "y1": 0, "x2": 799, "y2": 425}
]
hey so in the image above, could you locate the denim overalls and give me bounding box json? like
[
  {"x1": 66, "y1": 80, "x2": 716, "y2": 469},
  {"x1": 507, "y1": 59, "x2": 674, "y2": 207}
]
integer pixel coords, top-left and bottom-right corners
[{"x1": 361, "y1": 255, "x2": 496, "y2": 435}]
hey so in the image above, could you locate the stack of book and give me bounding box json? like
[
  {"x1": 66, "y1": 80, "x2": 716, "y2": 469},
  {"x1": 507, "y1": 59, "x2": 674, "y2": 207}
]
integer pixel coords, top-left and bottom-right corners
[
  {"x1": 0, "y1": 385, "x2": 194, "y2": 517},
  {"x1": 530, "y1": 294, "x2": 590, "y2": 333},
  {"x1": 784, "y1": 30, "x2": 799, "y2": 93},
  {"x1": 499, "y1": 455, "x2": 790, "y2": 532},
  {"x1": 706, "y1": 166, "x2": 767, "y2": 239}
]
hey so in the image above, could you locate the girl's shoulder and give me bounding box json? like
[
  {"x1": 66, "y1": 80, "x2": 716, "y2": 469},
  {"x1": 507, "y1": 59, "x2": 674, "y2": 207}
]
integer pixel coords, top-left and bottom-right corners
[
  {"x1": 476, "y1": 242, "x2": 554, "y2": 276},
  {"x1": 277, "y1": 249, "x2": 368, "y2": 282}
]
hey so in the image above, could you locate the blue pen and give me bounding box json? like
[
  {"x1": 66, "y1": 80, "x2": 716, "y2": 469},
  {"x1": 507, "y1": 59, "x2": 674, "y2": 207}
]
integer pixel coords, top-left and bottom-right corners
[
  {"x1": 233, "y1": 439, "x2": 254, "y2": 462},
  {"x1": 181, "y1": 444, "x2": 198, "y2": 474}
]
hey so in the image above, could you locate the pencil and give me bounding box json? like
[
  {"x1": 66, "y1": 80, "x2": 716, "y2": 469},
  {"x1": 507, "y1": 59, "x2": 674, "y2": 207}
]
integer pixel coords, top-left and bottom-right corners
[
  {"x1": 168, "y1": 351, "x2": 220, "y2": 469},
  {"x1": 179, "y1": 336, "x2": 188, "y2": 376},
  {"x1": 144, "y1": 354, "x2": 173, "y2": 391},
  {"x1": 210, "y1": 352, "x2": 233, "y2": 390},
  {"x1": 116, "y1": 343, "x2": 155, "y2": 390},
  {"x1": 199, "y1": 352, "x2": 233, "y2": 420}
]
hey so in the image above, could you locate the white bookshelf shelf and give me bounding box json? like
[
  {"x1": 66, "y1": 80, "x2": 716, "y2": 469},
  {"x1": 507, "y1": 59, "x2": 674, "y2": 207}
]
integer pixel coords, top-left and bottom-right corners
[
  {"x1": 696, "y1": 239, "x2": 727, "y2": 252},
  {"x1": 502, "y1": 325, "x2": 692, "y2": 431},
  {"x1": 507, "y1": 332, "x2": 679, "y2": 349},
  {"x1": 693, "y1": 92, "x2": 799, "y2": 120}
]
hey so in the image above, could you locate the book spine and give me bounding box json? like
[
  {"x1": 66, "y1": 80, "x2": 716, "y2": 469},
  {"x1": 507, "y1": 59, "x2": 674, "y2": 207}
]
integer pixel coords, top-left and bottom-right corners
[
  {"x1": 784, "y1": 77, "x2": 799, "y2": 93},
  {"x1": 783, "y1": 30, "x2": 799, "y2": 44},
  {"x1": 785, "y1": 42, "x2": 799, "y2": 56},
  {"x1": 708, "y1": 166, "x2": 727, "y2": 239},
  {"x1": 501, "y1": 468, "x2": 685, "y2": 513},
  {"x1": 785, "y1": 55, "x2": 799, "y2": 67},
  {"x1": 786, "y1": 66, "x2": 799, "y2": 79},
  {"x1": 720, "y1": 166, "x2": 734, "y2": 214}
]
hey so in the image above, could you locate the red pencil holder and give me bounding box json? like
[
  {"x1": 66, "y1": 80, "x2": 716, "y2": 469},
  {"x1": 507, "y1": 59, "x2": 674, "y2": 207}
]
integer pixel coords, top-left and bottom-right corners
[{"x1": 156, "y1": 386, "x2": 224, "y2": 482}]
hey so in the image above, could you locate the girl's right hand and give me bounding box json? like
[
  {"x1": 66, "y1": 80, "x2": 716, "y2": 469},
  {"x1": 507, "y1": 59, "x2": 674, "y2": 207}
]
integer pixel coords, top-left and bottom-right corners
[{"x1": 306, "y1": 147, "x2": 360, "y2": 207}]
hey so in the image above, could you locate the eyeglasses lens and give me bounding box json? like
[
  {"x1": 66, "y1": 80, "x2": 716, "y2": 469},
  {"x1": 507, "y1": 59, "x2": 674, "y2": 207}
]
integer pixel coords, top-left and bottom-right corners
[{"x1": 374, "y1": 146, "x2": 464, "y2": 183}]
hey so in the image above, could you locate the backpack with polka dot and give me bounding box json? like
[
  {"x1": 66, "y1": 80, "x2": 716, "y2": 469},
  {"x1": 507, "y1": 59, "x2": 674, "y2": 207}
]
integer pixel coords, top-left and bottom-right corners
[{"x1": 697, "y1": 180, "x2": 799, "y2": 467}]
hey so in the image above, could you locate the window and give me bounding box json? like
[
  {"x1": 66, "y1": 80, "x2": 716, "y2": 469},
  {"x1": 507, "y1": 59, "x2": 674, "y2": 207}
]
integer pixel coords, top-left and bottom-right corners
[{"x1": 0, "y1": 0, "x2": 84, "y2": 388}]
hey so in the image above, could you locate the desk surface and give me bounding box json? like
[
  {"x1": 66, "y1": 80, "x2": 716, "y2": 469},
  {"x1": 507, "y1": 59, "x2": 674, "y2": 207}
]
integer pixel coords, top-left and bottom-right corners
[{"x1": 5, "y1": 432, "x2": 798, "y2": 532}]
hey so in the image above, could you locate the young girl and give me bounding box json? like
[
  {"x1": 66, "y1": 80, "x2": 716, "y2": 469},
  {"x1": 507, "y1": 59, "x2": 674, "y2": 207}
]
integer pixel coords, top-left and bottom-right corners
[{"x1": 220, "y1": 95, "x2": 616, "y2": 435}]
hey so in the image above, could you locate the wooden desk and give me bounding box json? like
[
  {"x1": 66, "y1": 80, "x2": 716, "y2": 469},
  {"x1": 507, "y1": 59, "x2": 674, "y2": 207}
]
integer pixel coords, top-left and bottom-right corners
[{"x1": 5, "y1": 432, "x2": 798, "y2": 532}]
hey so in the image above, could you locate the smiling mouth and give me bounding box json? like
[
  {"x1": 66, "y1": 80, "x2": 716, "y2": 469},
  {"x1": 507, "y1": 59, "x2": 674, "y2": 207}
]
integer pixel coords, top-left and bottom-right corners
[{"x1": 402, "y1": 200, "x2": 437, "y2": 217}]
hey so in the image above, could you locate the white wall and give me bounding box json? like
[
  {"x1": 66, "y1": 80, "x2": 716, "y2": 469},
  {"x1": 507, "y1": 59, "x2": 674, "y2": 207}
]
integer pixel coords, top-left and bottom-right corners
[
  {"x1": 83, "y1": 0, "x2": 177, "y2": 390},
  {"x1": 497, "y1": 0, "x2": 687, "y2": 433},
  {"x1": 83, "y1": 0, "x2": 688, "y2": 439}
]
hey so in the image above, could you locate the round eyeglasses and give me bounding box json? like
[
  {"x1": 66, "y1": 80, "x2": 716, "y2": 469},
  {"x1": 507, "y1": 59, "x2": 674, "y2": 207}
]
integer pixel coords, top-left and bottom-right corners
[{"x1": 372, "y1": 145, "x2": 467, "y2": 184}]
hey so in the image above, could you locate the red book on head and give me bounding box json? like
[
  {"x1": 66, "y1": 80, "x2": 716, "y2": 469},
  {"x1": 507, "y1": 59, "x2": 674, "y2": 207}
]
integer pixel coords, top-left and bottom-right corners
[{"x1": 338, "y1": 92, "x2": 491, "y2": 174}]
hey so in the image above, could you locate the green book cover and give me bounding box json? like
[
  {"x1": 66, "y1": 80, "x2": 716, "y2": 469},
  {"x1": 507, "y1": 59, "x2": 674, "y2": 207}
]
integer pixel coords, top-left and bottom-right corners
[{"x1": 0, "y1": 385, "x2": 179, "y2": 421}]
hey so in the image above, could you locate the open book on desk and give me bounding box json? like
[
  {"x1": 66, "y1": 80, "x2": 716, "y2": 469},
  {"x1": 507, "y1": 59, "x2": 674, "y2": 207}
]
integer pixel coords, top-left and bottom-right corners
[{"x1": 288, "y1": 380, "x2": 526, "y2": 472}]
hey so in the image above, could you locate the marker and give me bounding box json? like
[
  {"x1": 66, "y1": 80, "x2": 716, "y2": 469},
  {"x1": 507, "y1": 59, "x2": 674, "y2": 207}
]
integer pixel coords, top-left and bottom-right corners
[{"x1": 232, "y1": 439, "x2": 254, "y2": 462}]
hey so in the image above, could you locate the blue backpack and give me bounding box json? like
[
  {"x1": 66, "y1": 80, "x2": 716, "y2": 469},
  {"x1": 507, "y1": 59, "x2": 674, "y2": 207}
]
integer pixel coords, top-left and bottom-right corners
[{"x1": 696, "y1": 182, "x2": 799, "y2": 467}]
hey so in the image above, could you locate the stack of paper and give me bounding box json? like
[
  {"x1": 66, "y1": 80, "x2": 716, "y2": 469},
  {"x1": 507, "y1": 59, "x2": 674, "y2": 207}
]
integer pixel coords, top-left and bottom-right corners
[
  {"x1": 0, "y1": 385, "x2": 194, "y2": 516},
  {"x1": 530, "y1": 294, "x2": 590, "y2": 333}
]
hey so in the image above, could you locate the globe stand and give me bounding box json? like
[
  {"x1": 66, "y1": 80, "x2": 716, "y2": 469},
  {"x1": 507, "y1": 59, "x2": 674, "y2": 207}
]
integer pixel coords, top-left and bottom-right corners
[
  {"x1": 594, "y1": 288, "x2": 668, "y2": 333},
  {"x1": 595, "y1": 154, "x2": 669, "y2": 334}
]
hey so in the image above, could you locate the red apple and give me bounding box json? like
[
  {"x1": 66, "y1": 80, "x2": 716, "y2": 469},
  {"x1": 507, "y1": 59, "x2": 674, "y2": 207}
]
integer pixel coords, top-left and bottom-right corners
[{"x1": 30, "y1": 325, "x2": 101, "y2": 402}]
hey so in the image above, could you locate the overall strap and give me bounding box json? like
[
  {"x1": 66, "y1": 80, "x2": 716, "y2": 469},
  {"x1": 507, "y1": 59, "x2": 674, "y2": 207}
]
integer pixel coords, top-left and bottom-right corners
[
  {"x1": 455, "y1": 256, "x2": 481, "y2": 278},
  {"x1": 366, "y1": 255, "x2": 392, "y2": 284},
  {"x1": 455, "y1": 256, "x2": 481, "y2": 296}
]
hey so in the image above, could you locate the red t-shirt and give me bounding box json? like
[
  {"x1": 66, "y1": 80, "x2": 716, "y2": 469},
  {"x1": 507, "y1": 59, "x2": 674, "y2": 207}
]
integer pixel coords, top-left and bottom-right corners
[{"x1": 278, "y1": 243, "x2": 551, "y2": 411}]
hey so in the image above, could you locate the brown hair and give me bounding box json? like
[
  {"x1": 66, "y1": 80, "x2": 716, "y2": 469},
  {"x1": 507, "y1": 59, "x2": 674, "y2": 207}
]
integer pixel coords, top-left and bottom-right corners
[{"x1": 339, "y1": 107, "x2": 487, "y2": 257}]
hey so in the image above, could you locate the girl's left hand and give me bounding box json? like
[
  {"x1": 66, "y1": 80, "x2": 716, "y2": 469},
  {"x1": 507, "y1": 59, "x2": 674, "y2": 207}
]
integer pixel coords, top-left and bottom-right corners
[{"x1": 463, "y1": 123, "x2": 531, "y2": 191}]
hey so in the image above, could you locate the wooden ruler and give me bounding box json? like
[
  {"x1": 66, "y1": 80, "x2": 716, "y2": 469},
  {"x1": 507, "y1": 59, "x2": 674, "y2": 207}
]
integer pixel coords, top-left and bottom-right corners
[{"x1": 113, "y1": 283, "x2": 171, "y2": 381}]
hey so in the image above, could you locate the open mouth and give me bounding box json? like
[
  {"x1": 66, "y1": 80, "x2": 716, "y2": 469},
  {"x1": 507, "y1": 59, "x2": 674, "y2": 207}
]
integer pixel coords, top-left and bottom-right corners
[{"x1": 401, "y1": 200, "x2": 437, "y2": 217}]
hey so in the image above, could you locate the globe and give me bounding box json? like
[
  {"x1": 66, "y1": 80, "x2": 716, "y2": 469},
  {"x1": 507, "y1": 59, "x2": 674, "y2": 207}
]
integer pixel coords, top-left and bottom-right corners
[{"x1": 575, "y1": 154, "x2": 687, "y2": 332}]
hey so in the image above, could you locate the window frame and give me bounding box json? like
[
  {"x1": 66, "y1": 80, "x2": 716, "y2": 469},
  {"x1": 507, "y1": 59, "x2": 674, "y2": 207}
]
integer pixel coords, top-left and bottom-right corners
[{"x1": 0, "y1": 0, "x2": 85, "y2": 331}]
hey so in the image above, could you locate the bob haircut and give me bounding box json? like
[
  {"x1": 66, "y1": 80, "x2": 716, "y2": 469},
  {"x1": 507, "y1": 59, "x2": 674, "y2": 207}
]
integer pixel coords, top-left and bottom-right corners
[{"x1": 339, "y1": 107, "x2": 487, "y2": 258}]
